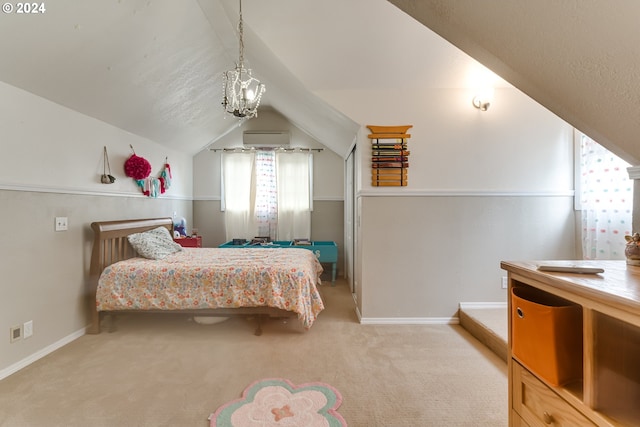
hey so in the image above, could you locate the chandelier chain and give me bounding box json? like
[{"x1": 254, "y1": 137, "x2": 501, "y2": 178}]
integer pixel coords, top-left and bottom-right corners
[
  {"x1": 222, "y1": 0, "x2": 265, "y2": 119},
  {"x1": 237, "y1": 0, "x2": 244, "y2": 67}
]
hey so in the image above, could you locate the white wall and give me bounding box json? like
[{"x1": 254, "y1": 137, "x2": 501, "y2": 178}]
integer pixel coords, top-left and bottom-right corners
[
  {"x1": 0, "y1": 82, "x2": 193, "y2": 377},
  {"x1": 192, "y1": 109, "x2": 346, "y2": 252},
  {"x1": 358, "y1": 195, "x2": 575, "y2": 319},
  {"x1": 0, "y1": 81, "x2": 192, "y2": 197},
  {"x1": 320, "y1": 86, "x2": 576, "y2": 320},
  {"x1": 0, "y1": 75, "x2": 577, "y2": 374},
  {"x1": 193, "y1": 108, "x2": 343, "y2": 201}
]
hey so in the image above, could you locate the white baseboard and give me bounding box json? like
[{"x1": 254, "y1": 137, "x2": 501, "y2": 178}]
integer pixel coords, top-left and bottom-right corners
[
  {"x1": 459, "y1": 302, "x2": 507, "y2": 310},
  {"x1": 355, "y1": 305, "x2": 459, "y2": 325},
  {"x1": 359, "y1": 316, "x2": 459, "y2": 325},
  {"x1": 0, "y1": 327, "x2": 86, "y2": 381}
]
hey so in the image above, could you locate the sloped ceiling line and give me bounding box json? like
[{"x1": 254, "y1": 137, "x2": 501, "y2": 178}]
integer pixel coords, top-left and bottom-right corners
[{"x1": 387, "y1": 0, "x2": 640, "y2": 164}]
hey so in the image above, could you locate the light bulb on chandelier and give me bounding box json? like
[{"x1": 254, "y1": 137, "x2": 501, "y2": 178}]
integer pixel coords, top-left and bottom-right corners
[{"x1": 222, "y1": 0, "x2": 265, "y2": 119}]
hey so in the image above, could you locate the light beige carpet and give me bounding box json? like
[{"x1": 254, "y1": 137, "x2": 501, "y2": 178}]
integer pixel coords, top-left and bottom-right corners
[{"x1": 0, "y1": 280, "x2": 507, "y2": 426}]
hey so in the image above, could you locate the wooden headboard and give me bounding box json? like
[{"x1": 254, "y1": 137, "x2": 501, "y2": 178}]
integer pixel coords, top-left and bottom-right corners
[{"x1": 87, "y1": 217, "x2": 173, "y2": 333}]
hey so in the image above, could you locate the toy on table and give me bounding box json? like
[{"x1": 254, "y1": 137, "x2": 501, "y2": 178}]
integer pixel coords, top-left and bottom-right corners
[{"x1": 174, "y1": 217, "x2": 187, "y2": 237}]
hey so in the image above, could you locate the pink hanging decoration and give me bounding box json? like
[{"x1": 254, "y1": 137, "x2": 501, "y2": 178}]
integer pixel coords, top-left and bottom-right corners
[{"x1": 159, "y1": 162, "x2": 172, "y2": 193}]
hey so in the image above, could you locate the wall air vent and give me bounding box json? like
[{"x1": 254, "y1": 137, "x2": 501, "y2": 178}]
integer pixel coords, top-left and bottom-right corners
[{"x1": 242, "y1": 131, "x2": 290, "y2": 148}]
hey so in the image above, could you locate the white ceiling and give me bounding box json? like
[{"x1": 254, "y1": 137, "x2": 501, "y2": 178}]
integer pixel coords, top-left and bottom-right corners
[
  {"x1": 0, "y1": 0, "x2": 508, "y2": 158},
  {"x1": 390, "y1": 0, "x2": 640, "y2": 164},
  {"x1": 2, "y1": 1, "x2": 637, "y2": 163}
]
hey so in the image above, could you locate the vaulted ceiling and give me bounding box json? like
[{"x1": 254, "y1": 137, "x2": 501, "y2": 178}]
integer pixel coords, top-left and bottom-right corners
[
  {"x1": 1, "y1": 1, "x2": 636, "y2": 163},
  {"x1": 390, "y1": 0, "x2": 640, "y2": 165},
  {"x1": 0, "y1": 0, "x2": 508, "y2": 159}
]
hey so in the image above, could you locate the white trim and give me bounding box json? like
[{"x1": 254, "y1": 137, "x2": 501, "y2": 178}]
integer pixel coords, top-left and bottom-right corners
[
  {"x1": 193, "y1": 196, "x2": 222, "y2": 201},
  {"x1": 0, "y1": 182, "x2": 191, "y2": 200},
  {"x1": 359, "y1": 316, "x2": 459, "y2": 325},
  {"x1": 196, "y1": 192, "x2": 567, "y2": 201},
  {"x1": 351, "y1": 296, "x2": 462, "y2": 326},
  {"x1": 628, "y1": 165, "x2": 640, "y2": 180},
  {"x1": 459, "y1": 302, "x2": 507, "y2": 310},
  {"x1": 357, "y1": 189, "x2": 574, "y2": 198},
  {"x1": 574, "y1": 129, "x2": 583, "y2": 211},
  {"x1": 193, "y1": 196, "x2": 345, "y2": 202},
  {"x1": 0, "y1": 327, "x2": 86, "y2": 381},
  {"x1": 313, "y1": 196, "x2": 344, "y2": 202},
  {"x1": 309, "y1": 153, "x2": 314, "y2": 211}
]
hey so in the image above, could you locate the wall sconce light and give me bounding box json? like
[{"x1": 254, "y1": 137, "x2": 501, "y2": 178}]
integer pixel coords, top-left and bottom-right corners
[
  {"x1": 472, "y1": 96, "x2": 491, "y2": 111},
  {"x1": 472, "y1": 87, "x2": 494, "y2": 111}
]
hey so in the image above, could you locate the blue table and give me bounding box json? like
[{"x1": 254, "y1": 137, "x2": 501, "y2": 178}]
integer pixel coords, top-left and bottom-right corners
[{"x1": 219, "y1": 240, "x2": 338, "y2": 282}]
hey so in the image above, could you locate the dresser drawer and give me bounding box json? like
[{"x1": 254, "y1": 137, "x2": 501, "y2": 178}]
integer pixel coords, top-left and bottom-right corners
[
  {"x1": 512, "y1": 362, "x2": 594, "y2": 426},
  {"x1": 511, "y1": 410, "x2": 531, "y2": 427}
]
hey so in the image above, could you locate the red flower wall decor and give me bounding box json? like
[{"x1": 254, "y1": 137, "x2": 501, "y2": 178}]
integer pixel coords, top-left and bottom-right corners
[{"x1": 124, "y1": 154, "x2": 152, "y2": 180}]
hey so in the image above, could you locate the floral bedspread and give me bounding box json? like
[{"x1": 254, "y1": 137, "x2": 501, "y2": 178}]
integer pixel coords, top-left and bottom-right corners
[{"x1": 96, "y1": 247, "x2": 324, "y2": 328}]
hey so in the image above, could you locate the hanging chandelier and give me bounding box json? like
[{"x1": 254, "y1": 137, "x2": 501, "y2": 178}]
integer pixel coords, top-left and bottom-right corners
[{"x1": 222, "y1": 0, "x2": 265, "y2": 119}]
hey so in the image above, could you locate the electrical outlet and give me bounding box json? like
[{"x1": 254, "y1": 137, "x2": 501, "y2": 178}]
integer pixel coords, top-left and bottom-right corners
[
  {"x1": 501, "y1": 276, "x2": 508, "y2": 289},
  {"x1": 23, "y1": 320, "x2": 33, "y2": 339},
  {"x1": 55, "y1": 216, "x2": 68, "y2": 231},
  {"x1": 10, "y1": 325, "x2": 21, "y2": 343}
]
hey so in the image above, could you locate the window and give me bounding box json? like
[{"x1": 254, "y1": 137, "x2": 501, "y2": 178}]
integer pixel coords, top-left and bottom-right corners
[
  {"x1": 222, "y1": 150, "x2": 312, "y2": 241},
  {"x1": 276, "y1": 152, "x2": 312, "y2": 240},
  {"x1": 577, "y1": 132, "x2": 633, "y2": 259}
]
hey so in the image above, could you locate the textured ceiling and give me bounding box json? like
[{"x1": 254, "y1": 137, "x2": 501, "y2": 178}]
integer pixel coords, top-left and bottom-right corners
[
  {"x1": 0, "y1": 0, "x2": 506, "y2": 158},
  {"x1": 4, "y1": 1, "x2": 634, "y2": 162},
  {"x1": 388, "y1": 0, "x2": 640, "y2": 164}
]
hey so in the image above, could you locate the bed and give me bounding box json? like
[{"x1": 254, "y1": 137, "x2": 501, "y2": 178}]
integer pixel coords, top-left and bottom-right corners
[{"x1": 87, "y1": 218, "x2": 324, "y2": 335}]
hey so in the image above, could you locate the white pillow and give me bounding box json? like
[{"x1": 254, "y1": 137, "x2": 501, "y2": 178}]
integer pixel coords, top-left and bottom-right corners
[{"x1": 128, "y1": 226, "x2": 183, "y2": 260}]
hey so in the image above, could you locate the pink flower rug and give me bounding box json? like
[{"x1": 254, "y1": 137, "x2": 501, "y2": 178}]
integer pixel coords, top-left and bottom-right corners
[{"x1": 209, "y1": 378, "x2": 347, "y2": 427}]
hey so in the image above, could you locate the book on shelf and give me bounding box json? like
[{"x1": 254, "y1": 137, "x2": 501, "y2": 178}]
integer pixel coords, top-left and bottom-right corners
[
  {"x1": 372, "y1": 140, "x2": 407, "y2": 144},
  {"x1": 371, "y1": 162, "x2": 409, "y2": 168},
  {"x1": 372, "y1": 156, "x2": 408, "y2": 162},
  {"x1": 372, "y1": 150, "x2": 410, "y2": 156},
  {"x1": 372, "y1": 169, "x2": 408, "y2": 175},
  {"x1": 293, "y1": 238, "x2": 312, "y2": 245},
  {"x1": 371, "y1": 143, "x2": 407, "y2": 149}
]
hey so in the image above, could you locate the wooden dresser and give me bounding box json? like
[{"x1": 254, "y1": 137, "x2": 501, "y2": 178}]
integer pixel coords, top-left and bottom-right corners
[{"x1": 501, "y1": 260, "x2": 640, "y2": 426}]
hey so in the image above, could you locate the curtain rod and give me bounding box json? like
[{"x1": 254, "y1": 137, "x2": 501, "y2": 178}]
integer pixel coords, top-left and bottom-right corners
[{"x1": 209, "y1": 147, "x2": 323, "y2": 152}]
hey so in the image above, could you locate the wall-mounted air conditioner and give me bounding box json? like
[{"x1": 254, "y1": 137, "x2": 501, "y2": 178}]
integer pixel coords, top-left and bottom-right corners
[{"x1": 243, "y1": 131, "x2": 290, "y2": 147}]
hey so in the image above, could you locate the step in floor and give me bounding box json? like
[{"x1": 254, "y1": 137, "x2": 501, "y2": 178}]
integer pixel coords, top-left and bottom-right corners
[{"x1": 459, "y1": 306, "x2": 508, "y2": 362}]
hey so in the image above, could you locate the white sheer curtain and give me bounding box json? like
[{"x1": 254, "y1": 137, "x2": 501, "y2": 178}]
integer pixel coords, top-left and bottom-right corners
[
  {"x1": 276, "y1": 152, "x2": 312, "y2": 240},
  {"x1": 222, "y1": 152, "x2": 256, "y2": 241},
  {"x1": 579, "y1": 133, "x2": 633, "y2": 259},
  {"x1": 222, "y1": 150, "x2": 312, "y2": 241}
]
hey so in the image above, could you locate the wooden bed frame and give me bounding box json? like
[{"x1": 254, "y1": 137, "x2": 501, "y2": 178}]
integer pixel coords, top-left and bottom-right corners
[{"x1": 87, "y1": 217, "x2": 293, "y2": 335}]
